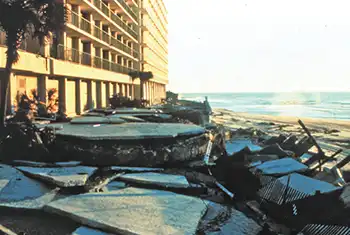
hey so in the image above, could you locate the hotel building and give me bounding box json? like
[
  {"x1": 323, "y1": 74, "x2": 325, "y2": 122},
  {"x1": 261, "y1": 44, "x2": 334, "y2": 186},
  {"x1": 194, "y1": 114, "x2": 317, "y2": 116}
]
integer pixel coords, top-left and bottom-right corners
[{"x1": 0, "y1": 0, "x2": 168, "y2": 116}]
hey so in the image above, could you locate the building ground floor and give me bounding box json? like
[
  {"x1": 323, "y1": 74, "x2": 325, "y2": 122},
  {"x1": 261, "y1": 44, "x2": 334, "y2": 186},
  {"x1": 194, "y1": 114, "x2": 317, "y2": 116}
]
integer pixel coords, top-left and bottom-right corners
[{"x1": 0, "y1": 46, "x2": 167, "y2": 117}]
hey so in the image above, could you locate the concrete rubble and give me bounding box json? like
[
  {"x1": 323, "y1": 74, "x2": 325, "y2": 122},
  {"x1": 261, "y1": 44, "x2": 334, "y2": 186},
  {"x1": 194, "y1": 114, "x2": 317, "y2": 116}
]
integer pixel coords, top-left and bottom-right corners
[{"x1": 1, "y1": 105, "x2": 350, "y2": 235}]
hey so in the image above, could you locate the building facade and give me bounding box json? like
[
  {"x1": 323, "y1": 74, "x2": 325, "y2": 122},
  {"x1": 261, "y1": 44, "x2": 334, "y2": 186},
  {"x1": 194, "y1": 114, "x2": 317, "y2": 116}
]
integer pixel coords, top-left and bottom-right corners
[{"x1": 0, "y1": 0, "x2": 168, "y2": 116}]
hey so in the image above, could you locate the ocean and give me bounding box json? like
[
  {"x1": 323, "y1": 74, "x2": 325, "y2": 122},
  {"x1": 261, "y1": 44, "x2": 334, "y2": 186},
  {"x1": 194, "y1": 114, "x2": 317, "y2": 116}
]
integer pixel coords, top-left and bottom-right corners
[{"x1": 179, "y1": 92, "x2": 350, "y2": 121}]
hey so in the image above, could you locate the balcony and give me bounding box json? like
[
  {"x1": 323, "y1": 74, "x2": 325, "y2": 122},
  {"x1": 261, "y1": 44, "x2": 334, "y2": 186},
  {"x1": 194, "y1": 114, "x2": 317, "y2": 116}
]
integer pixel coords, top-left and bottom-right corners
[
  {"x1": 68, "y1": 11, "x2": 139, "y2": 59},
  {"x1": 56, "y1": 44, "x2": 135, "y2": 75},
  {"x1": 116, "y1": 0, "x2": 138, "y2": 22},
  {"x1": 91, "y1": 0, "x2": 138, "y2": 40}
]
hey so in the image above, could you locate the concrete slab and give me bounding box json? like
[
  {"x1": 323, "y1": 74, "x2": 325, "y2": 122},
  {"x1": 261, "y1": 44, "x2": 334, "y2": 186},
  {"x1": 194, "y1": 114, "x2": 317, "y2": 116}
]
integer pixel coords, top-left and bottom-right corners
[
  {"x1": 53, "y1": 123, "x2": 205, "y2": 140},
  {"x1": 72, "y1": 226, "x2": 113, "y2": 235},
  {"x1": 0, "y1": 164, "x2": 58, "y2": 209},
  {"x1": 119, "y1": 173, "x2": 190, "y2": 188},
  {"x1": 45, "y1": 187, "x2": 208, "y2": 235},
  {"x1": 12, "y1": 160, "x2": 51, "y2": 167},
  {"x1": 55, "y1": 161, "x2": 82, "y2": 167},
  {"x1": 118, "y1": 116, "x2": 146, "y2": 122},
  {"x1": 111, "y1": 166, "x2": 164, "y2": 172},
  {"x1": 198, "y1": 201, "x2": 262, "y2": 235},
  {"x1": 256, "y1": 158, "x2": 308, "y2": 175},
  {"x1": 17, "y1": 166, "x2": 97, "y2": 187},
  {"x1": 71, "y1": 116, "x2": 126, "y2": 125},
  {"x1": 226, "y1": 139, "x2": 262, "y2": 155}
]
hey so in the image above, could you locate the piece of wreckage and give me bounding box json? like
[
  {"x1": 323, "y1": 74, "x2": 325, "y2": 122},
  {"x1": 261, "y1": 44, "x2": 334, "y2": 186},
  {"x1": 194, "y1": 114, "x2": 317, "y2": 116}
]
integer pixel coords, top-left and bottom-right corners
[{"x1": 216, "y1": 119, "x2": 350, "y2": 234}]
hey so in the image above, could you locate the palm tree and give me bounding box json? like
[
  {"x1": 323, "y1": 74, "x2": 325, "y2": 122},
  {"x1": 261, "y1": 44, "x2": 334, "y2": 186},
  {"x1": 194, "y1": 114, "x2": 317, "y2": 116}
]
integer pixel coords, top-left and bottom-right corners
[{"x1": 0, "y1": 0, "x2": 66, "y2": 129}]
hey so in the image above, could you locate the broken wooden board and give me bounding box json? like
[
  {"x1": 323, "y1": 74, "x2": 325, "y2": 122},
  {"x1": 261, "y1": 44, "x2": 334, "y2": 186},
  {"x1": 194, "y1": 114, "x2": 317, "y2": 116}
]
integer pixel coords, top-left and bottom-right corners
[
  {"x1": 258, "y1": 173, "x2": 339, "y2": 204},
  {"x1": 197, "y1": 201, "x2": 262, "y2": 234},
  {"x1": 72, "y1": 226, "x2": 113, "y2": 235},
  {"x1": 45, "y1": 187, "x2": 207, "y2": 235},
  {"x1": 119, "y1": 172, "x2": 190, "y2": 188},
  {"x1": 225, "y1": 139, "x2": 262, "y2": 155},
  {"x1": 49, "y1": 123, "x2": 206, "y2": 140},
  {"x1": 255, "y1": 158, "x2": 308, "y2": 176},
  {"x1": 0, "y1": 164, "x2": 58, "y2": 209},
  {"x1": 17, "y1": 166, "x2": 97, "y2": 187}
]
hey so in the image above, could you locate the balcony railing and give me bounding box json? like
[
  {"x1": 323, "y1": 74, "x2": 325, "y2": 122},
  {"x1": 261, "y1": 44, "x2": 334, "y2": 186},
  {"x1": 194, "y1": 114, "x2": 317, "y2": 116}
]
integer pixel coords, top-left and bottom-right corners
[
  {"x1": 116, "y1": 0, "x2": 138, "y2": 21},
  {"x1": 92, "y1": 0, "x2": 138, "y2": 40},
  {"x1": 56, "y1": 44, "x2": 135, "y2": 75},
  {"x1": 69, "y1": 11, "x2": 138, "y2": 59}
]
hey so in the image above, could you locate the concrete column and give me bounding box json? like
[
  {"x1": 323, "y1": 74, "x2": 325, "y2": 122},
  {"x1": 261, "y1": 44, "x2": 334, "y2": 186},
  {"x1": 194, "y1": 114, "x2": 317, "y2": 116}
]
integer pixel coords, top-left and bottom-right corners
[
  {"x1": 86, "y1": 80, "x2": 93, "y2": 110},
  {"x1": 130, "y1": 84, "x2": 134, "y2": 99},
  {"x1": 37, "y1": 75, "x2": 47, "y2": 103},
  {"x1": 118, "y1": 83, "x2": 123, "y2": 96},
  {"x1": 96, "y1": 81, "x2": 102, "y2": 108},
  {"x1": 113, "y1": 83, "x2": 117, "y2": 94},
  {"x1": 105, "y1": 82, "x2": 110, "y2": 105},
  {"x1": 126, "y1": 84, "x2": 130, "y2": 98},
  {"x1": 58, "y1": 77, "x2": 67, "y2": 113},
  {"x1": 75, "y1": 79, "x2": 81, "y2": 114},
  {"x1": 7, "y1": 73, "x2": 16, "y2": 114}
]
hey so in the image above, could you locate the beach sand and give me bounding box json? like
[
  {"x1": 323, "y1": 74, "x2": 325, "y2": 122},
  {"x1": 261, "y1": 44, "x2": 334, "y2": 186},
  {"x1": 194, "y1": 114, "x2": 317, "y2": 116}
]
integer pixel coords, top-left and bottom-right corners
[{"x1": 212, "y1": 108, "x2": 350, "y2": 170}]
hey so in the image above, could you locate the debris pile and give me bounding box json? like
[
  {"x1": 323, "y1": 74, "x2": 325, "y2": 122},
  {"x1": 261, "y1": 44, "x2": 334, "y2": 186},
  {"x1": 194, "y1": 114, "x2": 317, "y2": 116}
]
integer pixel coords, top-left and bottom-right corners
[{"x1": 1, "y1": 105, "x2": 350, "y2": 234}]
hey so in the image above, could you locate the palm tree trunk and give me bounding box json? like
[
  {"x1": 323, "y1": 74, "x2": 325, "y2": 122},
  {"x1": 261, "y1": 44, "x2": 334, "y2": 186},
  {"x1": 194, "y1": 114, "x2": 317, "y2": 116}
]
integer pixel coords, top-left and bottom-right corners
[{"x1": 0, "y1": 47, "x2": 15, "y2": 129}]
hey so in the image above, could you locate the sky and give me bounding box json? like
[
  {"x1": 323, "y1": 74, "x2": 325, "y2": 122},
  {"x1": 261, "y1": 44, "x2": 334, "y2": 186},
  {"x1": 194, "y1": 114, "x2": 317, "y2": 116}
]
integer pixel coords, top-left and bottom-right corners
[{"x1": 164, "y1": 0, "x2": 350, "y2": 93}]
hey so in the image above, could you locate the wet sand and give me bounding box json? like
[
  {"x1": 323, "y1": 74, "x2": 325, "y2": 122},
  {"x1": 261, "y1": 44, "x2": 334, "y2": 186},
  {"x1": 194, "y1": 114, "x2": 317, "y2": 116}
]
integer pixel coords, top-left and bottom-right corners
[{"x1": 212, "y1": 108, "x2": 350, "y2": 168}]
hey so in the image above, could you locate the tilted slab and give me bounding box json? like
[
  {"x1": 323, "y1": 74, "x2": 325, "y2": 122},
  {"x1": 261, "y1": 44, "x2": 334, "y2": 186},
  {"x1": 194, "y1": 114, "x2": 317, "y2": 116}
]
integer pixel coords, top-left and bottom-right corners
[
  {"x1": 119, "y1": 173, "x2": 190, "y2": 188},
  {"x1": 198, "y1": 201, "x2": 262, "y2": 235},
  {"x1": 45, "y1": 187, "x2": 208, "y2": 235},
  {"x1": 255, "y1": 158, "x2": 308, "y2": 175},
  {"x1": 258, "y1": 173, "x2": 339, "y2": 204},
  {"x1": 225, "y1": 139, "x2": 262, "y2": 155},
  {"x1": 0, "y1": 164, "x2": 57, "y2": 209},
  {"x1": 111, "y1": 166, "x2": 164, "y2": 173},
  {"x1": 17, "y1": 166, "x2": 97, "y2": 187},
  {"x1": 72, "y1": 226, "x2": 113, "y2": 235},
  {"x1": 51, "y1": 123, "x2": 205, "y2": 140}
]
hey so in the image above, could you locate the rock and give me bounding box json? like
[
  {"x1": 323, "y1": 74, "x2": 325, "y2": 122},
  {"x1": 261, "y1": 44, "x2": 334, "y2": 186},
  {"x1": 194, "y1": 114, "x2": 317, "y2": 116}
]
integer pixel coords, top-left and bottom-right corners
[
  {"x1": 119, "y1": 172, "x2": 190, "y2": 188},
  {"x1": 17, "y1": 166, "x2": 97, "y2": 187},
  {"x1": 197, "y1": 201, "x2": 262, "y2": 234},
  {"x1": 0, "y1": 164, "x2": 58, "y2": 209},
  {"x1": 225, "y1": 139, "x2": 262, "y2": 155},
  {"x1": 255, "y1": 158, "x2": 308, "y2": 176},
  {"x1": 45, "y1": 187, "x2": 208, "y2": 235},
  {"x1": 72, "y1": 226, "x2": 113, "y2": 235}
]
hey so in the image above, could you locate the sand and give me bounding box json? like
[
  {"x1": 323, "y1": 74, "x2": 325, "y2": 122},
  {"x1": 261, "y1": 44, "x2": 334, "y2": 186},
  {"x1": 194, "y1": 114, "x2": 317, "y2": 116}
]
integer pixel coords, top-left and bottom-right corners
[{"x1": 212, "y1": 108, "x2": 350, "y2": 170}]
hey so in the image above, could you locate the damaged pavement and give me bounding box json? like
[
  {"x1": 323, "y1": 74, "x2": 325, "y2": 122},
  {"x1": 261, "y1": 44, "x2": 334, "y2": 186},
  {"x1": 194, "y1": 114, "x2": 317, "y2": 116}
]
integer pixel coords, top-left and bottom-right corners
[{"x1": 1, "y1": 102, "x2": 350, "y2": 234}]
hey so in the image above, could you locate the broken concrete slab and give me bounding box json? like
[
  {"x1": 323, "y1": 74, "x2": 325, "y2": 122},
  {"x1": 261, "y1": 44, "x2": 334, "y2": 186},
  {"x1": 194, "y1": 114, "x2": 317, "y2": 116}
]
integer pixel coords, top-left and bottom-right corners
[
  {"x1": 12, "y1": 160, "x2": 51, "y2": 167},
  {"x1": 225, "y1": 139, "x2": 262, "y2": 155},
  {"x1": 110, "y1": 166, "x2": 164, "y2": 173},
  {"x1": 118, "y1": 116, "x2": 146, "y2": 122},
  {"x1": 72, "y1": 226, "x2": 113, "y2": 235},
  {"x1": 0, "y1": 164, "x2": 58, "y2": 209},
  {"x1": 45, "y1": 187, "x2": 208, "y2": 235},
  {"x1": 17, "y1": 166, "x2": 97, "y2": 187},
  {"x1": 255, "y1": 158, "x2": 308, "y2": 175},
  {"x1": 105, "y1": 181, "x2": 127, "y2": 191},
  {"x1": 119, "y1": 172, "x2": 190, "y2": 188},
  {"x1": 52, "y1": 123, "x2": 206, "y2": 140},
  {"x1": 55, "y1": 161, "x2": 82, "y2": 167},
  {"x1": 71, "y1": 116, "x2": 126, "y2": 125},
  {"x1": 197, "y1": 201, "x2": 262, "y2": 234}
]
